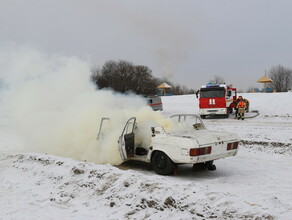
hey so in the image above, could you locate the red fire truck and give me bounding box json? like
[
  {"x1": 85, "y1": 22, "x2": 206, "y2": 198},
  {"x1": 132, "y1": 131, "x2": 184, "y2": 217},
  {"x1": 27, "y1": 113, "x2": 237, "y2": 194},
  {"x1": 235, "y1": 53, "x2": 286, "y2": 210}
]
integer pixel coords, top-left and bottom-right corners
[{"x1": 199, "y1": 83, "x2": 237, "y2": 118}]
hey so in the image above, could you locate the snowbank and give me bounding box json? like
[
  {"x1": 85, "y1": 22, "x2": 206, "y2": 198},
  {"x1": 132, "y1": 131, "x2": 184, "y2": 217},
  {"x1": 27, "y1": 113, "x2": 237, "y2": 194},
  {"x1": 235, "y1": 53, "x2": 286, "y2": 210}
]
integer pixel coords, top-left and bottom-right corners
[{"x1": 0, "y1": 153, "x2": 278, "y2": 219}]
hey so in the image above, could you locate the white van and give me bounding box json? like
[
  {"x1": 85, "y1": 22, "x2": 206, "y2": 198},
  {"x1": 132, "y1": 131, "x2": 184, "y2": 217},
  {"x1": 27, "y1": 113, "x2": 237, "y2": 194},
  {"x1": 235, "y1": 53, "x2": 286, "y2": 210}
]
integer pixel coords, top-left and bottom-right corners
[{"x1": 147, "y1": 96, "x2": 163, "y2": 111}]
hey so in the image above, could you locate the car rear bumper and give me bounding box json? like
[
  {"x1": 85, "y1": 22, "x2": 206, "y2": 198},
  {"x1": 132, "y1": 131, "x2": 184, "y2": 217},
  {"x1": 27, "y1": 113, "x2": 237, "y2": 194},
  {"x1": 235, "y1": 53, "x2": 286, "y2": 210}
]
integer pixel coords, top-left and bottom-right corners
[
  {"x1": 195, "y1": 150, "x2": 238, "y2": 163},
  {"x1": 172, "y1": 149, "x2": 238, "y2": 164}
]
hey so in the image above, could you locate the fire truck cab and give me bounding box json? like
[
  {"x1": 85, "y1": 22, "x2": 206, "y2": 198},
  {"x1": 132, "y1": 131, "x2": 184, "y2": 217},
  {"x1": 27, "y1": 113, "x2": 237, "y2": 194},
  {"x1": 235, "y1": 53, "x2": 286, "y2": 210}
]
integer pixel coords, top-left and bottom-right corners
[{"x1": 199, "y1": 83, "x2": 237, "y2": 118}]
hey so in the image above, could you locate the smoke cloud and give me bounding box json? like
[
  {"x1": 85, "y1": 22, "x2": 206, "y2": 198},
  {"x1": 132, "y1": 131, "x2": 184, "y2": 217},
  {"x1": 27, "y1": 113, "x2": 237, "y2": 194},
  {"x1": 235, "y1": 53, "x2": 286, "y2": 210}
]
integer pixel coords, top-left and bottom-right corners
[
  {"x1": 125, "y1": 8, "x2": 197, "y2": 80},
  {"x1": 0, "y1": 45, "x2": 176, "y2": 165}
]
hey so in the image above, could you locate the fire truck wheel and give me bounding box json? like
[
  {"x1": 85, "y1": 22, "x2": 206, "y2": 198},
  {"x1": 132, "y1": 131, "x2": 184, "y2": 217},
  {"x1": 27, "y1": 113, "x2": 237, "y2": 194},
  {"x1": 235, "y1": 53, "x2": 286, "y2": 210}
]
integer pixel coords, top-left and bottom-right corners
[
  {"x1": 200, "y1": 115, "x2": 206, "y2": 119},
  {"x1": 152, "y1": 151, "x2": 175, "y2": 175}
]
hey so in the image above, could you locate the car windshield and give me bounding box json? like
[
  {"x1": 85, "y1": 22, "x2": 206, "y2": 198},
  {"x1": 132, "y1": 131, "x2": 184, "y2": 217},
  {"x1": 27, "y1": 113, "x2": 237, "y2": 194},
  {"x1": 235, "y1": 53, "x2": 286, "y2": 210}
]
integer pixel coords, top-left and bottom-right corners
[
  {"x1": 169, "y1": 114, "x2": 206, "y2": 131},
  {"x1": 200, "y1": 87, "x2": 225, "y2": 98}
]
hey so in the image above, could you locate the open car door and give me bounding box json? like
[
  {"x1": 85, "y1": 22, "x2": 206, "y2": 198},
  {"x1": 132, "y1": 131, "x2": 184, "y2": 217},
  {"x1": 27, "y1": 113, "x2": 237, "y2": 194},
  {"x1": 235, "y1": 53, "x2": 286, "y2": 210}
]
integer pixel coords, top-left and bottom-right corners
[
  {"x1": 118, "y1": 117, "x2": 137, "y2": 161},
  {"x1": 96, "y1": 117, "x2": 110, "y2": 140}
]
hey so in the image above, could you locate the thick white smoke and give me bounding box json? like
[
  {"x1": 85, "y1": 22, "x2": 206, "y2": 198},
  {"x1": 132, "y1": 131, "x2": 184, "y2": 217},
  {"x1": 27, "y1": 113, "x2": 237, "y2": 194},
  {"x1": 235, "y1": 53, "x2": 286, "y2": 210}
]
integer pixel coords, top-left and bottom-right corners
[{"x1": 0, "y1": 45, "x2": 176, "y2": 165}]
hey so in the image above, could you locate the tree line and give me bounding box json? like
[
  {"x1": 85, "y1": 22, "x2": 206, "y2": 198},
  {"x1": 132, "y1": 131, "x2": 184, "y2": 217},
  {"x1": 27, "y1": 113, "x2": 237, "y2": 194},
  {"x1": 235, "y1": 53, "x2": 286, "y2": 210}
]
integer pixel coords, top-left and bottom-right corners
[
  {"x1": 247, "y1": 65, "x2": 292, "y2": 92},
  {"x1": 90, "y1": 61, "x2": 292, "y2": 95},
  {"x1": 268, "y1": 65, "x2": 292, "y2": 92},
  {"x1": 90, "y1": 60, "x2": 194, "y2": 96}
]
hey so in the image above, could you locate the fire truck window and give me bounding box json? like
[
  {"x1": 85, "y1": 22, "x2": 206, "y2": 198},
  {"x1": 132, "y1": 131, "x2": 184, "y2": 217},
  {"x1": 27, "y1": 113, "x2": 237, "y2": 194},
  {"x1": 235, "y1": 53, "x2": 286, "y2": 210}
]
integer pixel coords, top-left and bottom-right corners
[
  {"x1": 200, "y1": 88, "x2": 225, "y2": 98},
  {"x1": 227, "y1": 90, "x2": 232, "y2": 96}
]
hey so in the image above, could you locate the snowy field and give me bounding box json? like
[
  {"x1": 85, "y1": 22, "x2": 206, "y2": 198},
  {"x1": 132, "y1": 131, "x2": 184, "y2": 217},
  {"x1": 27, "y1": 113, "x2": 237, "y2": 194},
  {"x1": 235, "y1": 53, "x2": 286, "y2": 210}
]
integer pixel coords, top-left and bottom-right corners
[{"x1": 1, "y1": 92, "x2": 292, "y2": 220}]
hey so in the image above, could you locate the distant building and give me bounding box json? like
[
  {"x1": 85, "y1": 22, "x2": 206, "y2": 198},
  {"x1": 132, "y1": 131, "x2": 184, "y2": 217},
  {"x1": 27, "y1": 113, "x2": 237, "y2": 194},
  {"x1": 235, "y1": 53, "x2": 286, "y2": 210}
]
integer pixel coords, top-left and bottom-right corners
[
  {"x1": 257, "y1": 75, "x2": 273, "y2": 93},
  {"x1": 157, "y1": 83, "x2": 173, "y2": 96}
]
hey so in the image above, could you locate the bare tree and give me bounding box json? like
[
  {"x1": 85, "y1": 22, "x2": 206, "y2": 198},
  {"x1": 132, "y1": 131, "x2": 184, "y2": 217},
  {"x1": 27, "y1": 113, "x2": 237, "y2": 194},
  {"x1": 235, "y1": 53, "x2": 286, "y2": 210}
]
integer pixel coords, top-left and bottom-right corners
[
  {"x1": 172, "y1": 85, "x2": 182, "y2": 95},
  {"x1": 131, "y1": 65, "x2": 159, "y2": 95},
  {"x1": 90, "y1": 60, "x2": 157, "y2": 96},
  {"x1": 90, "y1": 60, "x2": 195, "y2": 96},
  {"x1": 209, "y1": 75, "x2": 225, "y2": 84},
  {"x1": 268, "y1": 65, "x2": 292, "y2": 92},
  {"x1": 160, "y1": 77, "x2": 195, "y2": 95}
]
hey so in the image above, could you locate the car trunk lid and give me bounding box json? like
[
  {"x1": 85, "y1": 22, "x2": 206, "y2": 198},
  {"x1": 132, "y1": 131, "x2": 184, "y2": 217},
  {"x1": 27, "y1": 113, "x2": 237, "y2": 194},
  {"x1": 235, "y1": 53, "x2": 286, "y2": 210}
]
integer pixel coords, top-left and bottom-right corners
[{"x1": 170, "y1": 129, "x2": 238, "y2": 146}]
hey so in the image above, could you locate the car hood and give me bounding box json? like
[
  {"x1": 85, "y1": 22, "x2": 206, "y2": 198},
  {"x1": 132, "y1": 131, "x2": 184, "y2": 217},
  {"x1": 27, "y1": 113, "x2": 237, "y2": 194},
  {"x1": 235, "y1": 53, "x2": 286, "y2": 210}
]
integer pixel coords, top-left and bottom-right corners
[{"x1": 169, "y1": 129, "x2": 239, "y2": 146}]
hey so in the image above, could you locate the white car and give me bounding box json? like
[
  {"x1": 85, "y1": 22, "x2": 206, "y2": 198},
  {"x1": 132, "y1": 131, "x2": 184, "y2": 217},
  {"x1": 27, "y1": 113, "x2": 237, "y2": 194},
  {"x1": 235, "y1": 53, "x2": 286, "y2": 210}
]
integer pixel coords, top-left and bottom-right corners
[{"x1": 98, "y1": 114, "x2": 239, "y2": 175}]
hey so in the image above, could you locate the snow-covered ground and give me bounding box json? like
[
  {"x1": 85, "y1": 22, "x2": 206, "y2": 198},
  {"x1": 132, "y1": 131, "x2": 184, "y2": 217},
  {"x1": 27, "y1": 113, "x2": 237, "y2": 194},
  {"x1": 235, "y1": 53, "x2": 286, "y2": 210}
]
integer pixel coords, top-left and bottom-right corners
[{"x1": 1, "y1": 92, "x2": 292, "y2": 220}]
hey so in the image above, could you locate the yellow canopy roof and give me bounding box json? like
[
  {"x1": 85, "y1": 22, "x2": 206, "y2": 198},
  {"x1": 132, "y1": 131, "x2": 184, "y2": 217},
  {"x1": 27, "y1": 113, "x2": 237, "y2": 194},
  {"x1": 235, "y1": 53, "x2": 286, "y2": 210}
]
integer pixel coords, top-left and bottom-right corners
[
  {"x1": 157, "y1": 82, "x2": 172, "y2": 89},
  {"x1": 257, "y1": 75, "x2": 273, "y2": 83}
]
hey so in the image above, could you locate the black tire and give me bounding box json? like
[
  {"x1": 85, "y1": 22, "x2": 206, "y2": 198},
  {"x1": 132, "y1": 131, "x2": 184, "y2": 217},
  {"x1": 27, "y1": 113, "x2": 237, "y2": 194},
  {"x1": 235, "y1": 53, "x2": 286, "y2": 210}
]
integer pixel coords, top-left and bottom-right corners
[
  {"x1": 193, "y1": 162, "x2": 206, "y2": 170},
  {"x1": 208, "y1": 164, "x2": 217, "y2": 171},
  {"x1": 194, "y1": 160, "x2": 214, "y2": 170},
  {"x1": 200, "y1": 115, "x2": 206, "y2": 119},
  {"x1": 205, "y1": 160, "x2": 214, "y2": 167},
  {"x1": 151, "y1": 151, "x2": 175, "y2": 175}
]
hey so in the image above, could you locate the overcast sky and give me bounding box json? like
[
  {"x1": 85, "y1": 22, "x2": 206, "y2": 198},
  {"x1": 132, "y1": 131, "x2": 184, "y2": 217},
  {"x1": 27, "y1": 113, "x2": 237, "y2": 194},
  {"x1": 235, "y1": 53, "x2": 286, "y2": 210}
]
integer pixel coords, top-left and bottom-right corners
[{"x1": 1, "y1": 0, "x2": 292, "y2": 91}]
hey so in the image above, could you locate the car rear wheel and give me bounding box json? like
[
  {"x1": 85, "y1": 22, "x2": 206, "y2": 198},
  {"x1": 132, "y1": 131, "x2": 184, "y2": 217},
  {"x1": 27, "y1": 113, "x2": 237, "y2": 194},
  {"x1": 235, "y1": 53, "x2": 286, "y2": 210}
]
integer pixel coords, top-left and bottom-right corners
[
  {"x1": 205, "y1": 160, "x2": 216, "y2": 170},
  {"x1": 152, "y1": 151, "x2": 174, "y2": 175},
  {"x1": 208, "y1": 164, "x2": 217, "y2": 170},
  {"x1": 193, "y1": 160, "x2": 216, "y2": 170}
]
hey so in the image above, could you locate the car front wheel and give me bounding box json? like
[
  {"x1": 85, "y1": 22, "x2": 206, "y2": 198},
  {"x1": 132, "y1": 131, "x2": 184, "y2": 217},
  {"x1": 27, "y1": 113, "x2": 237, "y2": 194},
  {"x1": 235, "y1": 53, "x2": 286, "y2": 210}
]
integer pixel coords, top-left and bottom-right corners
[{"x1": 151, "y1": 151, "x2": 174, "y2": 175}]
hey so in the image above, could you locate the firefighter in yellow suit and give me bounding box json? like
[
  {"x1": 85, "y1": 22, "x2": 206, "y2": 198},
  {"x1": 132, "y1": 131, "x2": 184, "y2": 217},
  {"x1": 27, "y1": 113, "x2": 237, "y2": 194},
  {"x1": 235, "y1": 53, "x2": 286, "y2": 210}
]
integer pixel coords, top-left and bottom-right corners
[
  {"x1": 244, "y1": 98, "x2": 249, "y2": 112},
  {"x1": 237, "y1": 98, "x2": 246, "y2": 120}
]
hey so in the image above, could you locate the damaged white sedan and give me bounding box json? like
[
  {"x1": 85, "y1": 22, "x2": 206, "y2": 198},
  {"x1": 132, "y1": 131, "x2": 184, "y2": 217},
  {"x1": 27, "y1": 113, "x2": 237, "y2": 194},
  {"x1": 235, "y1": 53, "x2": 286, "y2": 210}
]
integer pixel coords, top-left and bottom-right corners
[{"x1": 97, "y1": 114, "x2": 239, "y2": 175}]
